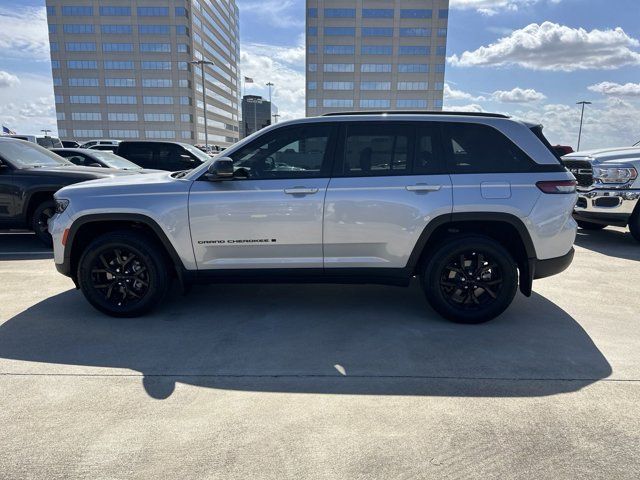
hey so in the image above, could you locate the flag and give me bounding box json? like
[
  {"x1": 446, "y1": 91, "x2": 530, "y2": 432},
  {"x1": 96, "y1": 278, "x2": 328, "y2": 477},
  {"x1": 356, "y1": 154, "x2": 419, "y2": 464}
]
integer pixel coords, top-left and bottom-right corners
[
  {"x1": 2, "y1": 126, "x2": 15, "y2": 135},
  {"x1": 244, "y1": 77, "x2": 254, "y2": 83}
]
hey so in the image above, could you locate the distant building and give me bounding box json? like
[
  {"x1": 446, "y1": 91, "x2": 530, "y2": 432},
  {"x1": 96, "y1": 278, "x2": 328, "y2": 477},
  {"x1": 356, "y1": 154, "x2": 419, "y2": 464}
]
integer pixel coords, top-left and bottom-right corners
[
  {"x1": 45, "y1": 0, "x2": 241, "y2": 147},
  {"x1": 306, "y1": 0, "x2": 450, "y2": 115},
  {"x1": 241, "y1": 95, "x2": 278, "y2": 138}
]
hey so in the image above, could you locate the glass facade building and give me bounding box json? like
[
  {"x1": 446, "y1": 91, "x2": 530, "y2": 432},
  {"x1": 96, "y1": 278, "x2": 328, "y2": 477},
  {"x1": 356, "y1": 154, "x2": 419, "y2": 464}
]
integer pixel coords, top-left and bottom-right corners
[
  {"x1": 46, "y1": 0, "x2": 241, "y2": 146},
  {"x1": 306, "y1": 0, "x2": 449, "y2": 116}
]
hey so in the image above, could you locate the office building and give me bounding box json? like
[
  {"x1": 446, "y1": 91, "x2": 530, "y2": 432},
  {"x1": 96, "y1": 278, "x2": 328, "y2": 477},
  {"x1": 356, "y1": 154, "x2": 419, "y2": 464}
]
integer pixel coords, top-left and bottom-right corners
[
  {"x1": 46, "y1": 0, "x2": 241, "y2": 147},
  {"x1": 240, "y1": 95, "x2": 278, "y2": 138},
  {"x1": 306, "y1": 0, "x2": 449, "y2": 115}
]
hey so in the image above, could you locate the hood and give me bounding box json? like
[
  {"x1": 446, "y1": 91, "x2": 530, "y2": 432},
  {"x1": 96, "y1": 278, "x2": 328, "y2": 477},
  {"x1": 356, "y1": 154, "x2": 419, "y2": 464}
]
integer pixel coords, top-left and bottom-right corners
[
  {"x1": 56, "y1": 170, "x2": 186, "y2": 197},
  {"x1": 563, "y1": 147, "x2": 640, "y2": 165},
  {"x1": 24, "y1": 165, "x2": 137, "y2": 179}
]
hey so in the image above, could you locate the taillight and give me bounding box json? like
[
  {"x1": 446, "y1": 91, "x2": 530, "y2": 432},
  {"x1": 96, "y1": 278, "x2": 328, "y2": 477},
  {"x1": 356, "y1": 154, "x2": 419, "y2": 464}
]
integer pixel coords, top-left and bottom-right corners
[{"x1": 536, "y1": 180, "x2": 577, "y2": 194}]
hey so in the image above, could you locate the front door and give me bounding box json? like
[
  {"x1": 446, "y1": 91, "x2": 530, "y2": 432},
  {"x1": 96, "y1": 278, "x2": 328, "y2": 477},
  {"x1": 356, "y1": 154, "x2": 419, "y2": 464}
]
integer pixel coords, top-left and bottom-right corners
[{"x1": 189, "y1": 123, "x2": 337, "y2": 270}]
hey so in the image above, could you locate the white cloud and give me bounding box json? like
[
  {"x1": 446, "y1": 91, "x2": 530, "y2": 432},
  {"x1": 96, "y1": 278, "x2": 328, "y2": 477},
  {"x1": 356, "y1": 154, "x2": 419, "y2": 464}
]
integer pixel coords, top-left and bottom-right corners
[
  {"x1": 491, "y1": 87, "x2": 546, "y2": 103},
  {"x1": 240, "y1": 40, "x2": 306, "y2": 121},
  {"x1": 237, "y1": 0, "x2": 303, "y2": 28},
  {"x1": 448, "y1": 22, "x2": 640, "y2": 71},
  {"x1": 0, "y1": 6, "x2": 50, "y2": 61},
  {"x1": 0, "y1": 71, "x2": 20, "y2": 88},
  {"x1": 450, "y1": 0, "x2": 560, "y2": 15},
  {"x1": 444, "y1": 83, "x2": 487, "y2": 101},
  {"x1": 0, "y1": 74, "x2": 56, "y2": 135},
  {"x1": 588, "y1": 82, "x2": 640, "y2": 97},
  {"x1": 446, "y1": 104, "x2": 487, "y2": 113}
]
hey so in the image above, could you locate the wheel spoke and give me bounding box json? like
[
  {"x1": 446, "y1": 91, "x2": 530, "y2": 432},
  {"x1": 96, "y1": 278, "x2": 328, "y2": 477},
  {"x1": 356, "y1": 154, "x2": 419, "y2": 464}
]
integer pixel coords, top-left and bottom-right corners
[{"x1": 91, "y1": 247, "x2": 150, "y2": 307}]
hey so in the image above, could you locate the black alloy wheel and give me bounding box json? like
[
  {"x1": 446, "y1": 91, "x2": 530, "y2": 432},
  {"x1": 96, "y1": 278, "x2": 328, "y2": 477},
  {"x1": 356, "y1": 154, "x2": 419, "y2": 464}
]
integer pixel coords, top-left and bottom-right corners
[{"x1": 31, "y1": 200, "x2": 56, "y2": 246}]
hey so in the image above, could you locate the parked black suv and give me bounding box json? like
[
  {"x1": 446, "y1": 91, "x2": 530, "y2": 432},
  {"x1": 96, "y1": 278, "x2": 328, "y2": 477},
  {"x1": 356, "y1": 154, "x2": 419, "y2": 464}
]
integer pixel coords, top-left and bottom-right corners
[
  {"x1": 0, "y1": 138, "x2": 132, "y2": 245},
  {"x1": 116, "y1": 141, "x2": 212, "y2": 171}
]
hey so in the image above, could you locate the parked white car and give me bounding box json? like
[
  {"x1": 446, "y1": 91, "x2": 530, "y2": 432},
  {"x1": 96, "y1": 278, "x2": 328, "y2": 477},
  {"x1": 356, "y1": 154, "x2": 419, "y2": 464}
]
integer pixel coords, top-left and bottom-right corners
[{"x1": 5, "y1": 134, "x2": 63, "y2": 149}]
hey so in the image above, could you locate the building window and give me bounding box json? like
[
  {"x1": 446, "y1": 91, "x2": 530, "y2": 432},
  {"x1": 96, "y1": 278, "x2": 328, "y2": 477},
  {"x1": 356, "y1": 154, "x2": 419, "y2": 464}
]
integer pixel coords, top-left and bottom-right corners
[
  {"x1": 55, "y1": 95, "x2": 63, "y2": 104},
  {"x1": 141, "y1": 61, "x2": 171, "y2": 70},
  {"x1": 439, "y1": 9, "x2": 449, "y2": 19},
  {"x1": 104, "y1": 61, "x2": 134, "y2": 70},
  {"x1": 53, "y1": 78, "x2": 62, "y2": 86},
  {"x1": 397, "y1": 99, "x2": 427, "y2": 108},
  {"x1": 179, "y1": 96, "x2": 191, "y2": 105},
  {"x1": 324, "y1": 8, "x2": 355, "y2": 18},
  {"x1": 400, "y1": 28, "x2": 431, "y2": 37},
  {"x1": 308, "y1": 99, "x2": 317, "y2": 108},
  {"x1": 435, "y1": 46, "x2": 447, "y2": 56},
  {"x1": 435, "y1": 64, "x2": 446, "y2": 73},
  {"x1": 308, "y1": 63, "x2": 318, "y2": 72},
  {"x1": 67, "y1": 60, "x2": 97, "y2": 69},
  {"x1": 361, "y1": 64, "x2": 392, "y2": 73},
  {"x1": 65, "y1": 42, "x2": 96, "y2": 52},
  {"x1": 61, "y1": 6, "x2": 93, "y2": 16},
  {"x1": 178, "y1": 79, "x2": 189, "y2": 88},
  {"x1": 434, "y1": 99, "x2": 443, "y2": 108},
  {"x1": 110, "y1": 130, "x2": 139, "y2": 138},
  {"x1": 137, "y1": 7, "x2": 169, "y2": 16},
  {"x1": 400, "y1": 9, "x2": 432, "y2": 18},
  {"x1": 51, "y1": 60, "x2": 60, "y2": 69},
  {"x1": 323, "y1": 99, "x2": 353, "y2": 108},
  {"x1": 434, "y1": 82, "x2": 444, "y2": 90},
  {"x1": 46, "y1": 6, "x2": 55, "y2": 16},
  {"x1": 362, "y1": 27, "x2": 393, "y2": 37},
  {"x1": 105, "y1": 78, "x2": 135, "y2": 87},
  {"x1": 106, "y1": 95, "x2": 137, "y2": 104},
  {"x1": 360, "y1": 82, "x2": 391, "y2": 91},
  {"x1": 70, "y1": 95, "x2": 100, "y2": 104},
  {"x1": 361, "y1": 45, "x2": 392, "y2": 55},
  {"x1": 324, "y1": 27, "x2": 355, "y2": 36},
  {"x1": 56, "y1": 112, "x2": 65, "y2": 120},
  {"x1": 101, "y1": 25, "x2": 132, "y2": 34},
  {"x1": 177, "y1": 62, "x2": 189, "y2": 70},
  {"x1": 324, "y1": 63, "x2": 354, "y2": 72},
  {"x1": 308, "y1": 45, "x2": 318, "y2": 54},
  {"x1": 399, "y1": 46, "x2": 429, "y2": 55},
  {"x1": 71, "y1": 112, "x2": 101, "y2": 121},
  {"x1": 181, "y1": 131, "x2": 193, "y2": 139},
  {"x1": 144, "y1": 113, "x2": 175, "y2": 122},
  {"x1": 73, "y1": 130, "x2": 104, "y2": 137},
  {"x1": 308, "y1": 81, "x2": 317, "y2": 90},
  {"x1": 180, "y1": 114, "x2": 192, "y2": 123},
  {"x1": 438, "y1": 28, "x2": 448, "y2": 37},
  {"x1": 176, "y1": 25, "x2": 188, "y2": 35},
  {"x1": 63, "y1": 24, "x2": 94, "y2": 34},
  {"x1": 48, "y1": 24, "x2": 57, "y2": 34},
  {"x1": 139, "y1": 24, "x2": 170, "y2": 34},
  {"x1": 108, "y1": 113, "x2": 138, "y2": 121},
  {"x1": 324, "y1": 45, "x2": 355, "y2": 55},
  {"x1": 177, "y1": 44, "x2": 189, "y2": 53},
  {"x1": 360, "y1": 99, "x2": 390, "y2": 108},
  {"x1": 103, "y1": 43, "x2": 133, "y2": 52},
  {"x1": 323, "y1": 82, "x2": 354, "y2": 90},
  {"x1": 50, "y1": 43, "x2": 59, "y2": 52},
  {"x1": 398, "y1": 64, "x2": 429, "y2": 73},
  {"x1": 69, "y1": 78, "x2": 99, "y2": 87},
  {"x1": 175, "y1": 7, "x2": 188, "y2": 16},
  {"x1": 142, "y1": 79, "x2": 172, "y2": 88},
  {"x1": 140, "y1": 43, "x2": 171, "y2": 52},
  {"x1": 146, "y1": 130, "x2": 175, "y2": 139},
  {"x1": 308, "y1": 8, "x2": 318, "y2": 18},
  {"x1": 397, "y1": 82, "x2": 428, "y2": 90},
  {"x1": 99, "y1": 6, "x2": 131, "y2": 16},
  {"x1": 307, "y1": 26, "x2": 318, "y2": 36},
  {"x1": 362, "y1": 9, "x2": 394, "y2": 18},
  {"x1": 143, "y1": 96, "x2": 174, "y2": 105}
]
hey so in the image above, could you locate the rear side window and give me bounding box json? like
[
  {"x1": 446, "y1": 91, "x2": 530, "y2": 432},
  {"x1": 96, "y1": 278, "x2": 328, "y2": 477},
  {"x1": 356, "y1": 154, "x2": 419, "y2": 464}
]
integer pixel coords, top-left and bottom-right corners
[
  {"x1": 157, "y1": 144, "x2": 192, "y2": 171},
  {"x1": 119, "y1": 143, "x2": 154, "y2": 168},
  {"x1": 341, "y1": 124, "x2": 409, "y2": 176},
  {"x1": 414, "y1": 123, "x2": 443, "y2": 175},
  {"x1": 443, "y1": 123, "x2": 534, "y2": 174}
]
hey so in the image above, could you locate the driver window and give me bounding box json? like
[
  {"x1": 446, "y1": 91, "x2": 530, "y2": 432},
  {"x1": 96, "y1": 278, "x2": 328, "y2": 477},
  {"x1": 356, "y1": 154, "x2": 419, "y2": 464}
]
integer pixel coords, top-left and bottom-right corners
[{"x1": 229, "y1": 124, "x2": 333, "y2": 179}]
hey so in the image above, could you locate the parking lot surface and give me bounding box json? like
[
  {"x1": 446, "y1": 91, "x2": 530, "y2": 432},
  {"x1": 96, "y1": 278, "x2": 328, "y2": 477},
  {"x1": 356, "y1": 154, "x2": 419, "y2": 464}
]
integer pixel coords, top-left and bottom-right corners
[{"x1": 0, "y1": 228, "x2": 639, "y2": 479}]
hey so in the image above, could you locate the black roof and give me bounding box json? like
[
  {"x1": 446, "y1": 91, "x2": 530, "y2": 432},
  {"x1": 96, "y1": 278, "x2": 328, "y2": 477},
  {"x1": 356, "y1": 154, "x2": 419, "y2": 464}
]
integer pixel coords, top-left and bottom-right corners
[{"x1": 322, "y1": 111, "x2": 510, "y2": 119}]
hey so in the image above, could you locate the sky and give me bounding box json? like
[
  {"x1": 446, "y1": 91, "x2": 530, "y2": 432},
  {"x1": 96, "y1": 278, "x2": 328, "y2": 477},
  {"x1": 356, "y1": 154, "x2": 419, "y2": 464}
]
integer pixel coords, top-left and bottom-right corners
[{"x1": 0, "y1": 0, "x2": 638, "y2": 150}]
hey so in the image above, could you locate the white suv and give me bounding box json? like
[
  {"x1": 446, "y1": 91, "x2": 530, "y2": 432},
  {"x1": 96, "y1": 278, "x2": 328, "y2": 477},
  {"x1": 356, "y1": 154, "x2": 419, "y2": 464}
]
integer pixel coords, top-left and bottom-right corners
[{"x1": 50, "y1": 112, "x2": 577, "y2": 323}]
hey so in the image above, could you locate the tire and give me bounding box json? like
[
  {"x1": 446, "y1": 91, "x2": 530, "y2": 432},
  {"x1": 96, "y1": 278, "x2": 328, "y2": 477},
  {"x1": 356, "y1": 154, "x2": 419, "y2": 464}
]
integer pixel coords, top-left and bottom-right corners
[
  {"x1": 31, "y1": 200, "x2": 56, "y2": 246},
  {"x1": 577, "y1": 220, "x2": 607, "y2": 231},
  {"x1": 629, "y1": 211, "x2": 640, "y2": 242},
  {"x1": 420, "y1": 235, "x2": 518, "y2": 324},
  {"x1": 77, "y1": 231, "x2": 169, "y2": 317}
]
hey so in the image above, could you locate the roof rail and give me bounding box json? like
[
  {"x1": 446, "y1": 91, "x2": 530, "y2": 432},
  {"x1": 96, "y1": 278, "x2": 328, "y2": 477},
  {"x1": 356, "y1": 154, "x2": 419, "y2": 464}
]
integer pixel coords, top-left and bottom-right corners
[{"x1": 322, "y1": 111, "x2": 510, "y2": 119}]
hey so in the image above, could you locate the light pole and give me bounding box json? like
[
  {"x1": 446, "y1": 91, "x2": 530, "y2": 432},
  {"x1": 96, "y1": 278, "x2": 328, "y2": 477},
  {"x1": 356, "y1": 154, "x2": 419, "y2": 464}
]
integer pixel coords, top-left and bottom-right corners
[
  {"x1": 41, "y1": 129, "x2": 52, "y2": 136},
  {"x1": 272, "y1": 113, "x2": 280, "y2": 124},
  {"x1": 576, "y1": 101, "x2": 592, "y2": 151},
  {"x1": 266, "y1": 82, "x2": 274, "y2": 123},
  {"x1": 190, "y1": 59, "x2": 214, "y2": 149}
]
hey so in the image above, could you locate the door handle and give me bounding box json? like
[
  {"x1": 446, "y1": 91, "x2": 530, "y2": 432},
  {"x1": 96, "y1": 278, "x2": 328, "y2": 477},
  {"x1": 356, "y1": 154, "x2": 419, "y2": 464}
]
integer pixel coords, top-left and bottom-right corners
[
  {"x1": 405, "y1": 184, "x2": 442, "y2": 192},
  {"x1": 284, "y1": 187, "x2": 319, "y2": 195}
]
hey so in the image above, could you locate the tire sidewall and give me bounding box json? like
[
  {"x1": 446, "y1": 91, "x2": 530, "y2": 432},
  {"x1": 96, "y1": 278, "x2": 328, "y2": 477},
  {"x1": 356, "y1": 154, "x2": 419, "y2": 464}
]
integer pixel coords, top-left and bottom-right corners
[
  {"x1": 77, "y1": 233, "x2": 168, "y2": 317},
  {"x1": 31, "y1": 200, "x2": 56, "y2": 246},
  {"x1": 422, "y1": 236, "x2": 518, "y2": 324}
]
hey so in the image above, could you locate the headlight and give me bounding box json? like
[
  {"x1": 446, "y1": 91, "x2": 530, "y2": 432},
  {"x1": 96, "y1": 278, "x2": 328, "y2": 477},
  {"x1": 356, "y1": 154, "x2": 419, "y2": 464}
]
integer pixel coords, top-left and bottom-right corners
[
  {"x1": 593, "y1": 165, "x2": 638, "y2": 185},
  {"x1": 55, "y1": 199, "x2": 70, "y2": 214}
]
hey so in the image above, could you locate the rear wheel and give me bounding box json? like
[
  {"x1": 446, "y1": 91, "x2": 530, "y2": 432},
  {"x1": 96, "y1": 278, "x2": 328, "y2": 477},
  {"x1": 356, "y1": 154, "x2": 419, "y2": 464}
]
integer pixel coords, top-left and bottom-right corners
[
  {"x1": 629, "y1": 211, "x2": 640, "y2": 242},
  {"x1": 577, "y1": 220, "x2": 607, "y2": 231},
  {"x1": 31, "y1": 200, "x2": 56, "y2": 246},
  {"x1": 77, "y1": 232, "x2": 169, "y2": 317},
  {"x1": 421, "y1": 236, "x2": 518, "y2": 324}
]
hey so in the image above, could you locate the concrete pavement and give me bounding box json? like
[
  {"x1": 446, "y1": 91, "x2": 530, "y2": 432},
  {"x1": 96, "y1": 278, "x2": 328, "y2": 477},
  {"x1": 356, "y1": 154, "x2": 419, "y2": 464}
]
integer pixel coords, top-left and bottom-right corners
[{"x1": 0, "y1": 229, "x2": 638, "y2": 479}]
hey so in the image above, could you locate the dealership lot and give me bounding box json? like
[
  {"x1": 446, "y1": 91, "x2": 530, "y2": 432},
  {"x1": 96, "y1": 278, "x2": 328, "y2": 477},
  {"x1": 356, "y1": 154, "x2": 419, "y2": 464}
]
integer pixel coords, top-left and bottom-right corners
[{"x1": 0, "y1": 229, "x2": 639, "y2": 479}]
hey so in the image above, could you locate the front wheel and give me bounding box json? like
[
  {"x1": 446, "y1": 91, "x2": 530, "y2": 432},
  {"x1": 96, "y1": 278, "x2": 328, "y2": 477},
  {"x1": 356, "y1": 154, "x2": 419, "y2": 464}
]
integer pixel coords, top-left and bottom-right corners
[
  {"x1": 577, "y1": 220, "x2": 607, "y2": 231},
  {"x1": 77, "y1": 232, "x2": 169, "y2": 317},
  {"x1": 421, "y1": 236, "x2": 518, "y2": 324},
  {"x1": 31, "y1": 200, "x2": 56, "y2": 246},
  {"x1": 629, "y1": 211, "x2": 640, "y2": 242}
]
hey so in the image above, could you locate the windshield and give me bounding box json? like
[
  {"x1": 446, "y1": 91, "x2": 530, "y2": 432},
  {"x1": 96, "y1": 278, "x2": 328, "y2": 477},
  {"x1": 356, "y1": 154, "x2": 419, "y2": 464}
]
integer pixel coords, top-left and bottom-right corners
[
  {"x1": 0, "y1": 140, "x2": 71, "y2": 168},
  {"x1": 90, "y1": 151, "x2": 142, "y2": 169},
  {"x1": 182, "y1": 144, "x2": 213, "y2": 163}
]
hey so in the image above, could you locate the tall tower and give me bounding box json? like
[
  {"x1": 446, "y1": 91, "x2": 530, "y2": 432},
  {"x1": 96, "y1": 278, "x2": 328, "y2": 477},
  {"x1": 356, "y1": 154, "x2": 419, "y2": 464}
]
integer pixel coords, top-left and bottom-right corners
[
  {"x1": 306, "y1": 0, "x2": 449, "y2": 116},
  {"x1": 45, "y1": 0, "x2": 241, "y2": 147}
]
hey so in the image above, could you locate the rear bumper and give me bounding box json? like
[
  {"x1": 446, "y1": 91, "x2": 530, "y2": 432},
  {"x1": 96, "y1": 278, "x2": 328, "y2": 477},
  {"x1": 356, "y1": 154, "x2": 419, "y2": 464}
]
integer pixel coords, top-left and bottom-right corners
[
  {"x1": 533, "y1": 247, "x2": 575, "y2": 280},
  {"x1": 574, "y1": 188, "x2": 640, "y2": 226}
]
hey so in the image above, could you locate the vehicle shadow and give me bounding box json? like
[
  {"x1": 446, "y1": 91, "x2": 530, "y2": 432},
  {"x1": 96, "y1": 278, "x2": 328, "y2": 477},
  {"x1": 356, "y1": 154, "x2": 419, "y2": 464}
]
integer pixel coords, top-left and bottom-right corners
[
  {"x1": 0, "y1": 232, "x2": 53, "y2": 260},
  {"x1": 575, "y1": 228, "x2": 639, "y2": 262},
  {"x1": 0, "y1": 283, "x2": 611, "y2": 400}
]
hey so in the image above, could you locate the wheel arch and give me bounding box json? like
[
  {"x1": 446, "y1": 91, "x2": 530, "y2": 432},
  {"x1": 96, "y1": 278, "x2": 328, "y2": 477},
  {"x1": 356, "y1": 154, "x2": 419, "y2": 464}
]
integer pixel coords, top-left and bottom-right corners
[
  {"x1": 407, "y1": 212, "x2": 537, "y2": 297},
  {"x1": 24, "y1": 189, "x2": 58, "y2": 224}
]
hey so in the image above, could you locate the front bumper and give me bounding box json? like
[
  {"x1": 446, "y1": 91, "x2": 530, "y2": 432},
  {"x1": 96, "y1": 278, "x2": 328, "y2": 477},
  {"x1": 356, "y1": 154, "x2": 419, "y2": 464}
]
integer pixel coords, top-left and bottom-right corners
[{"x1": 573, "y1": 188, "x2": 640, "y2": 226}]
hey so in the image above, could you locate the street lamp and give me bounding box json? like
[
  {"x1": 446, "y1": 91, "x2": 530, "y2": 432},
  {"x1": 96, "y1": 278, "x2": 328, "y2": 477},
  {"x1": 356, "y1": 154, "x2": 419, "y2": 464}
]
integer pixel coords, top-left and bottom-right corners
[
  {"x1": 272, "y1": 113, "x2": 280, "y2": 124},
  {"x1": 41, "y1": 129, "x2": 52, "y2": 136},
  {"x1": 576, "y1": 101, "x2": 592, "y2": 151},
  {"x1": 190, "y1": 59, "x2": 215, "y2": 149},
  {"x1": 266, "y1": 82, "x2": 274, "y2": 124}
]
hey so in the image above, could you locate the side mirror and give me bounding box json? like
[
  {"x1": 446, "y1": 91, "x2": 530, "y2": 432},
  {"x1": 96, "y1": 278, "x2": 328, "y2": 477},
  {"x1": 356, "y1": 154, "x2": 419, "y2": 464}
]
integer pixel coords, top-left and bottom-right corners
[{"x1": 206, "y1": 157, "x2": 234, "y2": 180}]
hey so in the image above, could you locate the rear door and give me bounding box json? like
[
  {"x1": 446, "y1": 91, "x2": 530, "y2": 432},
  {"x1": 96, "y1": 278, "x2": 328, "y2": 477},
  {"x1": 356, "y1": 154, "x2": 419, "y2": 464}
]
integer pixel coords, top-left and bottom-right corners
[
  {"x1": 155, "y1": 143, "x2": 198, "y2": 171},
  {"x1": 118, "y1": 142, "x2": 154, "y2": 169},
  {"x1": 323, "y1": 121, "x2": 453, "y2": 269}
]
